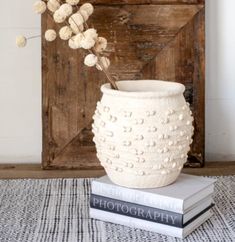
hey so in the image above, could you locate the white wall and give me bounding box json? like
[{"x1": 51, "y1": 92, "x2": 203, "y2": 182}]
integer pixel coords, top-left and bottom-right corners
[
  {"x1": 0, "y1": 0, "x2": 41, "y2": 163},
  {"x1": 0, "y1": 0, "x2": 234, "y2": 163},
  {"x1": 206, "y1": 0, "x2": 235, "y2": 161}
]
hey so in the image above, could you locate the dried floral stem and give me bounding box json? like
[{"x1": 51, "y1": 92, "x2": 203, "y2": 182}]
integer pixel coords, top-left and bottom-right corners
[
  {"x1": 67, "y1": 14, "x2": 118, "y2": 89},
  {"x1": 46, "y1": 2, "x2": 118, "y2": 89},
  {"x1": 27, "y1": 35, "x2": 41, "y2": 40}
]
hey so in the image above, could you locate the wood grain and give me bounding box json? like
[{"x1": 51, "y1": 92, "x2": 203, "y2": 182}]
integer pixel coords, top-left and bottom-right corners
[
  {"x1": 42, "y1": 1, "x2": 205, "y2": 169},
  {"x1": 80, "y1": 0, "x2": 205, "y2": 5}
]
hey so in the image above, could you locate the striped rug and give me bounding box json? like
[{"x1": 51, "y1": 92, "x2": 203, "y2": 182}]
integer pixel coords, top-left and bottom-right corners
[{"x1": 0, "y1": 176, "x2": 234, "y2": 242}]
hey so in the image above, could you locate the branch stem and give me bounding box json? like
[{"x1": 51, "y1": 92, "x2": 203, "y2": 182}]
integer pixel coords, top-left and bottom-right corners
[{"x1": 46, "y1": 5, "x2": 118, "y2": 90}]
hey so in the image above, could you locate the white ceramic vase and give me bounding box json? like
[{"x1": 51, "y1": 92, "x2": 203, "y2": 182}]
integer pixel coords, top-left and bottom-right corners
[{"x1": 92, "y1": 80, "x2": 194, "y2": 188}]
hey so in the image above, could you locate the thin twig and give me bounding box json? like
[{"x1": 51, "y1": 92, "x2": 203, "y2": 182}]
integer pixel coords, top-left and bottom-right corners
[
  {"x1": 27, "y1": 35, "x2": 41, "y2": 40},
  {"x1": 46, "y1": 2, "x2": 118, "y2": 90}
]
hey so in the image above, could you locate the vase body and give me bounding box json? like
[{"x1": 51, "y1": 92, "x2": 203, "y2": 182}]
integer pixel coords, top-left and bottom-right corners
[{"x1": 92, "y1": 80, "x2": 194, "y2": 188}]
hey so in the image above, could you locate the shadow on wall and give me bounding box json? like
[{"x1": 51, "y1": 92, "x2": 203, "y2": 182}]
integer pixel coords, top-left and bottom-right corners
[{"x1": 205, "y1": 0, "x2": 235, "y2": 161}]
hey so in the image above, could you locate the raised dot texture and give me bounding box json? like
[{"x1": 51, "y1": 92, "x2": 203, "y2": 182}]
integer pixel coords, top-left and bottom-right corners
[
  {"x1": 145, "y1": 141, "x2": 156, "y2": 147},
  {"x1": 148, "y1": 127, "x2": 157, "y2": 132},
  {"x1": 100, "y1": 137, "x2": 105, "y2": 142},
  {"x1": 124, "y1": 111, "x2": 132, "y2": 117},
  {"x1": 158, "y1": 134, "x2": 164, "y2": 140},
  {"x1": 133, "y1": 149, "x2": 144, "y2": 155},
  {"x1": 161, "y1": 170, "x2": 167, "y2": 175},
  {"x1": 168, "y1": 141, "x2": 173, "y2": 146},
  {"x1": 123, "y1": 126, "x2": 132, "y2": 132},
  {"x1": 134, "y1": 119, "x2": 144, "y2": 125},
  {"x1": 179, "y1": 114, "x2": 184, "y2": 120},
  {"x1": 166, "y1": 109, "x2": 175, "y2": 116},
  {"x1": 100, "y1": 121, "x2": 105, "y2": 127},
  {"x1": 103, "y1": 106, "x2": 110, "y2": 112},
  {"x1": 123, "y1": 140, "x2": 131, "y2": 146},
  {"x1": 135, "y1": 135, "x2": 144, "y2": 141},
  {"x1": 186, "y1": 120, "x2": 191, "y2": 125},
  {"x1": 146, "y1": 111, "x2": 156, "y2": 116},
  {"x1": 109, "y1": 145, "x2": 115, "y2": 151},
  {"x1": 95, "y1": 110, "x2": 101, "y2": 116},
  {"x1": 178, "y1": 166, "x2": 183, "y2": 171},
  {"x1": 106, "y1": 131, "x2": 113, "y2": 137},
  {"x1": 106, "y1": 158, "x2": 112, "y2": 164},
  {"x1": 115, "y1": 154, "x2": 120, "y2": 159},
  {"x1": 153, "y1": 164, "x2": 163, "y2": 170},
  {"x1": 157, "y1": 149, "x2": 163, "y2": 154},
  {"x1": 136, "y1": 157, "x2": 145, "y2": 163},
  {"x1": 138, "y1": 171, "x2": 145, "y2": 176},
  {"x1": 178, "y1": 145, "x2": 183, "y2": 150},
  {"x1": 164, "y1": 157, "x2": 170, "y2": 163},
  {"x1": 180, "y1": 131, "x2": 185, "y2": 137},
  {"x1": 161, "y1": 118, "x2": 169, "y2": 124},
  {"x1": 163, "y1": 147, "x2": 169, "y2": 153}
]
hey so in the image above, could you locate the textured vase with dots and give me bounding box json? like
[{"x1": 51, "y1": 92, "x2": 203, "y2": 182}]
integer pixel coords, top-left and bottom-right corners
[{"x1": 92, "y1": 80, "x2": 194, "y2": 188}]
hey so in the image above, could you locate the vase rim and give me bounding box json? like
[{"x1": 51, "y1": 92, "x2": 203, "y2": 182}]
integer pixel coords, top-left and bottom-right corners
[{"x1": 101, "y1": 80, "x2": 185, "y2": 98}]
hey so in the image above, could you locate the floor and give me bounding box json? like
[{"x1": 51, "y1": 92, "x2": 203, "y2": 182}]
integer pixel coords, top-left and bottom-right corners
[{"x1": 0, "y1": 161, "x2": 235, "y2": 179}]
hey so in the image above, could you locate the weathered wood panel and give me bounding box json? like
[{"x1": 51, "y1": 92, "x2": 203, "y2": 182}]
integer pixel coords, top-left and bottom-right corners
[
  {"x1": 141, "y1": 8, "x2": 205, "y2": 166},
  {"x1": 42, "y1": 1, "x2": 205, "y2": 169},
  {"x1": 81, "y1": 0, "x2": 205, "y2": 4}
]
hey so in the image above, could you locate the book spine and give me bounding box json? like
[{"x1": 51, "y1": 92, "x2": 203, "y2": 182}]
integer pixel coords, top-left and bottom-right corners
[
  {"x1": 90, "y1": 194, "x2": 183, "y2": 227},
  {"x1": 92, "y1": 181, "x2": 183, "y2": 213},
  {"x1": 90, "y1": 208, "x2": 183, "y2": 239}
]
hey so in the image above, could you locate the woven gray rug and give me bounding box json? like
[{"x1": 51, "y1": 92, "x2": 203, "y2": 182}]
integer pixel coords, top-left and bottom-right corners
[{"x1": 0, "y1": 176, "x2": 234, "y2": 242}]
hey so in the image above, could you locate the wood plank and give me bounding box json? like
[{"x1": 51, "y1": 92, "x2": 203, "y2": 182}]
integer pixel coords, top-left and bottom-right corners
[
  {"x1": 0, "y1": 162, "x2": 234, "y2": 179},
  {"x1": 81, "y1": 0, "x2": 204, "y2": 5}
]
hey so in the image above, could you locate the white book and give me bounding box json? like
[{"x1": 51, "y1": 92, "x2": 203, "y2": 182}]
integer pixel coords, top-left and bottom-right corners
[
  {"x1": 92, "y1": 173, "x2": 216, "y2": 213},
  {"x1": 90, "y1": 207, "x2": 213, "y2": 239}
]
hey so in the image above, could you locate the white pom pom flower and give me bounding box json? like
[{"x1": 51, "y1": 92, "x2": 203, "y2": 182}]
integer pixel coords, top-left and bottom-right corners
[
  {"x1": 70, "y1": 23, "x2": 84, "y2": 34},
  {"x1": 84, "y1": 54, "x2": 98, "y2": 67},
  {"x1": 59, "y1": 3, "x2": 73, "y2": 17},
  {"x1": 96, "y1": 56, "x2": 110, "y2": 70},
  {"x1": 80, "y1": 3, "x2": 94, "y2": 16},
  {"x1": 66, "y1": 0, "x2": 80, "y2": 6},
  {"x1": 94, "y1": 37, "x2": 107, "y2": 52},
  {"x1": 74, "y1": 33, "x2": 84, "y2": 48},
  {"x1": 84, "y1": 28, "x2": 98, "y2": 40},
  {"x1": 16, "y1": 35, "x2": 27, "y2": 48},
  {"x1": 69, "y1": 13, "x2": 84, "y2": 33},
  {"x1": 69, "y1": 13, "x2": 84, "y2": 26},
  {"x1": 79, "y1": 9, "x2": 89, "y2": 21},
  {"x1": 80, "y1": 37, "x2": 96, "y2": 50},
  {"x1": 53, "y1": 10, "x2": 66, "y2": 23},
  {"x1": 33, "y1": 1, "x2": 47, "y2": 14},
  {"x1": 68, "y1": 36, "x2": 79, "y2": 49},
  {"x1": 45, "y1": 29, "x2": 57, "y2": 42},
  {"x1": 59, "y1": 26, "x2": 73, "y2": 40},
  {"x1": 47, "y1": 0, "x2": 60, "y2": 12}
]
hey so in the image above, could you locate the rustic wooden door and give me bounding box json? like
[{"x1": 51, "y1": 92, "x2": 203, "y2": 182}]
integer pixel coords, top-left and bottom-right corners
[{"x1": 42, "y1": 0, "x2": 205, "y2": 169}]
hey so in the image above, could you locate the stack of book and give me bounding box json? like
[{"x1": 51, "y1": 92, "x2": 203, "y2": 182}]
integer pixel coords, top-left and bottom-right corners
[{"x1": 90, "y1": 174, "x2": 216, "y2": 239}]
